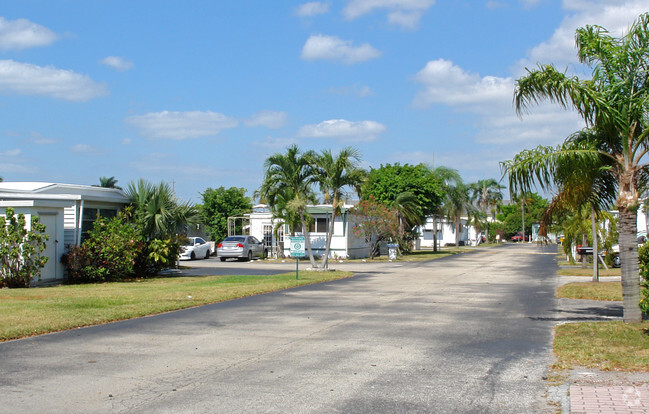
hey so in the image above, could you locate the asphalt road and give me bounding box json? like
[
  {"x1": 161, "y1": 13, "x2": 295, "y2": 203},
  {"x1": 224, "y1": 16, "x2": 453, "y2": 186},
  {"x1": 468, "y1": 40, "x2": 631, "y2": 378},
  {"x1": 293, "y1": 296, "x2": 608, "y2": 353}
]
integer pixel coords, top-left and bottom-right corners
[{"x1": 2, "y1": 244, "x2": 563, "y2": 413}]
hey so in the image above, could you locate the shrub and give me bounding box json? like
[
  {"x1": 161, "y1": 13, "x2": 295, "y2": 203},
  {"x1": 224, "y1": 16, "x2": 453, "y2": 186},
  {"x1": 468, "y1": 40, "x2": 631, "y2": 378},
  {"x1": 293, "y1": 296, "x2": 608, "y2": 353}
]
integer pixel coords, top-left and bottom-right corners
[
  {"x1": 64, "y1": 215, "x2": 143, "y2": 283},
  {"x1": 0, "y1": 208, "x2": 49, "y2": 288},
  {"x1": 637, "y1": 244, "x2": 649, "y2": 315}
]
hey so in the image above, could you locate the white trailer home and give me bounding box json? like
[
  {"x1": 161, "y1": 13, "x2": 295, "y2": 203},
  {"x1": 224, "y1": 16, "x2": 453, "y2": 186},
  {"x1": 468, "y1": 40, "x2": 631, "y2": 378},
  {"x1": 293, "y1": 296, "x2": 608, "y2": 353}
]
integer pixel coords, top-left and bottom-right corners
[
  {"x1": 243, "y1": 204, "x2": 370, "y2": 259},
  {"x1": 0, "y1": 182, "x2": 129, "y2": 284}
]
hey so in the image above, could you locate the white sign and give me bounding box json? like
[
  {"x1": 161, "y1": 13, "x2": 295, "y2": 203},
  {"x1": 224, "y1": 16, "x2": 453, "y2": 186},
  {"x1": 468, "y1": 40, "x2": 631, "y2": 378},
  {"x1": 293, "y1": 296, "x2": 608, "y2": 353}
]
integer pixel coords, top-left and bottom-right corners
[{"x1": 290, "y1": 236, "x2": 305, "y2": 257}]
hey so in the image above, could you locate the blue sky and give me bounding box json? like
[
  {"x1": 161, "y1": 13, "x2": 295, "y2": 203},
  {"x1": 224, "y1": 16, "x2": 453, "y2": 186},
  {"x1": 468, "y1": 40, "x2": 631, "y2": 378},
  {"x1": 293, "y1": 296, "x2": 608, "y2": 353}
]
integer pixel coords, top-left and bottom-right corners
[{"x1": 0, "y1": 0, "x2": 646, "y2": 203}]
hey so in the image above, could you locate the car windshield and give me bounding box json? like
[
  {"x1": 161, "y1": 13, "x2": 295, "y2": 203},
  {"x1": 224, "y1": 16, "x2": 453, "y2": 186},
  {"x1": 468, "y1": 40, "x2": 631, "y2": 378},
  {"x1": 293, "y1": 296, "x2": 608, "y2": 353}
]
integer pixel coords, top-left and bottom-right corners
[{"x1": 224, "y1": 236, "x2": 245, "y2": 242}]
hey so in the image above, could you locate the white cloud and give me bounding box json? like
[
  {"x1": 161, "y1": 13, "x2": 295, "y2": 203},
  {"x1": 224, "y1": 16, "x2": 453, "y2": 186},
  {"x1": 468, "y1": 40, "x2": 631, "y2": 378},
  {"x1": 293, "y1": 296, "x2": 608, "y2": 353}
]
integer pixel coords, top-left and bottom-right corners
[
  {"x1": 295, "y1": 2, "x2": 330, "y2": 17},
  {"x1": 297, "y1": 119, "x2": 386, "y2": 142},
  {"x1": 244, "y1": 110, "x2": 288, "y2": 129},
  {"x1": 70, "y1": 144, "x2": 99, "y2": 155},
  {"x1": 328, "y1": 83, "x2": 375, "y2": 97},
  {"x1": 0, "y1": 17, "x2": 58, "y2": 50},
  {"x1": 125, "y1": 110, "x2": 239, "y2": 140},
  {"x1": 519, "y1": 0, "x2": 541, "y2": 8},
  {"x1": 0, "y1": 148, "x2": 21, "y2": 157},
  {"x1": 342, "y1": 0, "x2": 435, "y2": 29},
  {"x1": 100, "y1": 56, "x2": 134, "y2": 71},
  {"x1": 301, "y1": 34, "x2": 382, "y2": 64},
  {"x1": 412, "y1": 58, "x2": 584, "y2": 147},
  {"x1": 514, "y1": 0, "x2": 648, "y2": 75},
  {"x1": 0, "y1": 60, "x2": 108, "y2": 101},
  {"x1": 413, "y1": 59, "x2": 512, "y2": 109}
]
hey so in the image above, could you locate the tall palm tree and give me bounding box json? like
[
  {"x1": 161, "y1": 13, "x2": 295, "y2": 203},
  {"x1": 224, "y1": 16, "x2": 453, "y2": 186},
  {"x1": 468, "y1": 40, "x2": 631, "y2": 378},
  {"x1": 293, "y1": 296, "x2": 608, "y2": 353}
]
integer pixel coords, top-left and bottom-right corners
[
  {"x1": 431, "y1": 166, "x2": 462, "y2": 251},
  {"x1": 96, "y1": 176, "x2": 122, "y2": 189},
  {"x1": 312, "y1": 147, "x2": 365, "y2": 269},
  {"x1": 503, "y1": 13, "x2": 649, "y2": 322},
  {"x1": 259, "y1": 145, "x2": 319, "y2": 268},
  {"x1": 469, "y1": 178, "x2": 504, "y2": 242},
  {"x1": 443, "y1": 181, "x2": 472, "y2": 247}
]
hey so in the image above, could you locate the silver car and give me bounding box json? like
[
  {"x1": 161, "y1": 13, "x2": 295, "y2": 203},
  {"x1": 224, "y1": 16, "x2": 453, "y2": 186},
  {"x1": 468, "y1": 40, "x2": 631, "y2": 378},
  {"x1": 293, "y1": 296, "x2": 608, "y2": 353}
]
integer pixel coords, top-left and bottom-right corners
[{"x1": 217, "y1": 235, "x2": 267, "y2": 262}]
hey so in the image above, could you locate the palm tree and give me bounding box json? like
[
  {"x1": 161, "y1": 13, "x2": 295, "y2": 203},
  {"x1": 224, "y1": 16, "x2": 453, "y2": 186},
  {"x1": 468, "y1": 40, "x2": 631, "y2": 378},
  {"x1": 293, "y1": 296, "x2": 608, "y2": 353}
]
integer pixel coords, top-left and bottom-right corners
[
  {"x1": 312, "y1": 147, "x2": 365, "y2": 269},
  {"x1": 431, "y1": 166, "x2": 462, "y2": 251},
  {"x1": 96, "y1": 176, "x2": 122, "y2": 189},
  {"x1": 392, "y1": 191, "x2": 424, "y2": 242},
  {"x1": 443, "y1": 181, "x2": 473, "y2": 247},
  {"x1": 503, "y1": 13, "x2": 649, "y2": 322},
  {"x1": 470, "y1": 178, "x2": 504, "y2": 242},
  {"x1": 259, "y1": 145, "x2": 319, "y2": 268},
  {"x1": 125, "y1": 179, "x2": 198, "y2": 240}
]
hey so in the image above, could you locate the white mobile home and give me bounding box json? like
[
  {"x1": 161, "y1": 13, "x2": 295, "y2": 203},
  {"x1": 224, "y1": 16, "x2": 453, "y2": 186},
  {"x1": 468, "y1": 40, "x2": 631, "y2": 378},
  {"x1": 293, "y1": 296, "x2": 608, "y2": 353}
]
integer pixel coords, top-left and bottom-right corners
[
  {"x1": 244, "y1": 204, "x2": 370, "y2": 259},
  {"x1": 0, "y1": 182, "x2": 129, "y2": 284}
]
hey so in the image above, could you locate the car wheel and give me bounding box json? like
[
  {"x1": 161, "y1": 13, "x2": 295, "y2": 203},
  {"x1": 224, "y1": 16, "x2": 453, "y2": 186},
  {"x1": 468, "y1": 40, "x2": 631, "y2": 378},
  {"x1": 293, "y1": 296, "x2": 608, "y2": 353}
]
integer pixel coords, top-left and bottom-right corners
[
  {"x1": 205, "y1": 250, "x2": 211, "y2": 259},
  {"x1": 613, "y1": 255, "x2": 620, "y2": 268},
  {"x1": 247, "y1": 250, "x2": 253, "y2": 261},
  {"x1": 190, "y1": 251, "x2": 195, "y2": 260},
  {"x1": 220, "y1": 257, "x2": 226, "y2": 262}
]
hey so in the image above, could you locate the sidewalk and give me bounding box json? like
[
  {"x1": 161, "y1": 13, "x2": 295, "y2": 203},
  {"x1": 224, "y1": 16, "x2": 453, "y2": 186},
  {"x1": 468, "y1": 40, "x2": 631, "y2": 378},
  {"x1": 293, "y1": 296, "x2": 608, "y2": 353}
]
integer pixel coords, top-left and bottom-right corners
[{"x1": 570, "y1": 384, "x2": 649, "y2": 413}]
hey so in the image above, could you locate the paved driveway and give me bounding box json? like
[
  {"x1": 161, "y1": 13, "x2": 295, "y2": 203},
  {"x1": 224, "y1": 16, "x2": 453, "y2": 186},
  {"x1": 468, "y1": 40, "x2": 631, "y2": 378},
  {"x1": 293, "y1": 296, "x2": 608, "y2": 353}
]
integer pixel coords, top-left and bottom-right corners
[{"x1": 2, "y1": 245, "x2": 567, "y2": 413}]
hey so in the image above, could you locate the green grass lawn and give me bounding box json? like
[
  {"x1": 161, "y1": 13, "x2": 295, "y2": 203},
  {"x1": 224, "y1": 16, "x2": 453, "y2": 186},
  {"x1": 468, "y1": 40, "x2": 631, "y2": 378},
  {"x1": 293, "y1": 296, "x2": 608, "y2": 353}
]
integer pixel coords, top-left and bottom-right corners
[
  {"x1": 554, "y1": 280, "x2": 649, "y2": 371},
  {"x1": 0, "y1": 271, "x2": 352, "y2": 342},
  {"x1": 557, "y1": 267, "x2": 621, "y2": 277},
  {"x1": 557, "y1": 282, "x2": 622, "y2": 301},
  {"x1": 554, "y1": 321, "x2": 649, "y2": 371}
]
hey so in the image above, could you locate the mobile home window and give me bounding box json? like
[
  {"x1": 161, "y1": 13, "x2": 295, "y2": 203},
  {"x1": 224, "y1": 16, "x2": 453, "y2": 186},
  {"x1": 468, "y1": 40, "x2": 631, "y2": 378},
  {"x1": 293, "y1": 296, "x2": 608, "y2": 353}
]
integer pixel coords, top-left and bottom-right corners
[{"x1": 309, "y1": 218, "x2": 327, "y2": 233}]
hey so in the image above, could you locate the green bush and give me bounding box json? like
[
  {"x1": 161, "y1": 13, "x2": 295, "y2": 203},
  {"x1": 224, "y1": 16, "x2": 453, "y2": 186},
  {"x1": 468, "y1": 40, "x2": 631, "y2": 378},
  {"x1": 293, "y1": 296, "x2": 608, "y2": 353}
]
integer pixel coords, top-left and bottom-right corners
[
  {"x1": 0, "y1": 208, "x2": 49, "y2": 288},
  {"x1": 64, "y1": 216, "x2": 143, "y2": 283},
  {"x1": 638, "y1": 244, "x2": 649, "y2": 315}
]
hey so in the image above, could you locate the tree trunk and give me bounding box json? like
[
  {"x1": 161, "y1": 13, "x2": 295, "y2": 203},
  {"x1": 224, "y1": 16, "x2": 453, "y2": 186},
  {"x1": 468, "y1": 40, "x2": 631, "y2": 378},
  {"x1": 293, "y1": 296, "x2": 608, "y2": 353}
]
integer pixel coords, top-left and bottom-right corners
[
  {"x1": 455, "y1": 217, "x2": 460, "y2": 247},
  {"x1": 432, "y1": 215, "x2": 438, "y2": 252},
  {"x1": 618, "y1": 206, "x2": 643, "y2": 323},
  {"x1": 581, "y1": 233, "x2": 587, "y2": 269},
  {"x1": 299, "y1": 211, "x2": 318, "y2": 269},
  {"x1": 321, "y1": 202, "x2": 337, "y2": 269},
  {"x1": 591, "y1": 205, "x2": 599, "y2": 282}
]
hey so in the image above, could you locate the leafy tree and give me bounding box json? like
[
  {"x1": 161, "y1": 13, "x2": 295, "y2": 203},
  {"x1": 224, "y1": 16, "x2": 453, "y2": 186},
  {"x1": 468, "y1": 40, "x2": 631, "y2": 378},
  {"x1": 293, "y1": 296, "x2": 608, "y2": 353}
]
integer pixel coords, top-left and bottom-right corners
[
  {"x1": 0, "y1": 208, "x2": 49, "y2": 288},
  {"x1": 312, "y1": 147, "x2": 366, "y2": 269},
  {"x1": 201, "y1": 186, "x2": 252, "y2": 243},
  {"x1": 503, "y1": 13, "x2": 649, "y2": 322},
  {"x1": 258, "y1": 145, "x2": 319, "y2": 267},
  {"x1": 125, "y1": 179, "x2": 198, "y2": 241},
  {"x1": 496, "y1": 193, "x2": 548, "y2": 238},
  {"x1": 363, "y1": 163, "x2": 443, "y2": 218},
  {"x1": 349, "y1": 196, "x2": 399, "y2": 259},
  {"x1": 469, "y1": 178, "x2": 504, "y2": 242}
]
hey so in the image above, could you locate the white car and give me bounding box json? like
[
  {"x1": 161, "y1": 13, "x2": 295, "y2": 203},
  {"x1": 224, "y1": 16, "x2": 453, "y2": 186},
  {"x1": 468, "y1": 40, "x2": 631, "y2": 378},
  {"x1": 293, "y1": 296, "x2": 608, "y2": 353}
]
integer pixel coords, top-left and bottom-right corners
[{"x1": 179, "y1": 237, "x2": 212, "y2": 260}]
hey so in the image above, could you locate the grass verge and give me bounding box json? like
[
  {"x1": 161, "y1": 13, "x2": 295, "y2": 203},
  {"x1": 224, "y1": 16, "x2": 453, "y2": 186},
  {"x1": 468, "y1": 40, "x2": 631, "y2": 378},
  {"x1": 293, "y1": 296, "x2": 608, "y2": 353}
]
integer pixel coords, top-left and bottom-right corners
[
  {"x1": 554, "y1": 321, "x2": 649, "y2": 371},
  {"x1": 557, "y1": 268, "x2": 621, "y2": 277},
  {"x1": 557, "y1": 282, "x2": 622, "y2": 301},
  {"x1": 0, "y1": 271, "x2": 352, "y2": 342}
]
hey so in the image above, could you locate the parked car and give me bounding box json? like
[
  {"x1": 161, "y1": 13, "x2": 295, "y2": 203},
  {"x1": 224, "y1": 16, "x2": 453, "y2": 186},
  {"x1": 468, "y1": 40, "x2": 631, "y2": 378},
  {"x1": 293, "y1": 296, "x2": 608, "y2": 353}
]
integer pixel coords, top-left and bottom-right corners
[
  {"x1": 511, "y1": 232, "x2": 528, "y2": 242},
  {"x1": 179, "y1": 237, "x2": 212, "y2": 260},
  {"x1": 217, "y1": 235, "x2": 267, "y2": 261}
]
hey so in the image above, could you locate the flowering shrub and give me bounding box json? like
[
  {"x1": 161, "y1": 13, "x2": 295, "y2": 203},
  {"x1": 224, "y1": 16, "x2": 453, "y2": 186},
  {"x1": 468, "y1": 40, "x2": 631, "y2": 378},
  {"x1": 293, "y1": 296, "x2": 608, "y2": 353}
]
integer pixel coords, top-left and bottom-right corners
[
  {"x1": 349, "y1": 197, "x2": 398, "y2": 259},
  {"x1": 0, "y1": 208, "x2": 49, "y2": 288}
]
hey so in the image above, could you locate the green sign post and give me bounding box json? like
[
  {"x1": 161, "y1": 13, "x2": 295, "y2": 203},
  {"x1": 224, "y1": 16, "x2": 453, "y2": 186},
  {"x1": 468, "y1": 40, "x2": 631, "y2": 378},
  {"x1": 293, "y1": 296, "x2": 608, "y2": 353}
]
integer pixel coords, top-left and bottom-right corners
[{"x1": 290, "y1": 236, "x2": 305, "y2": 280}]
